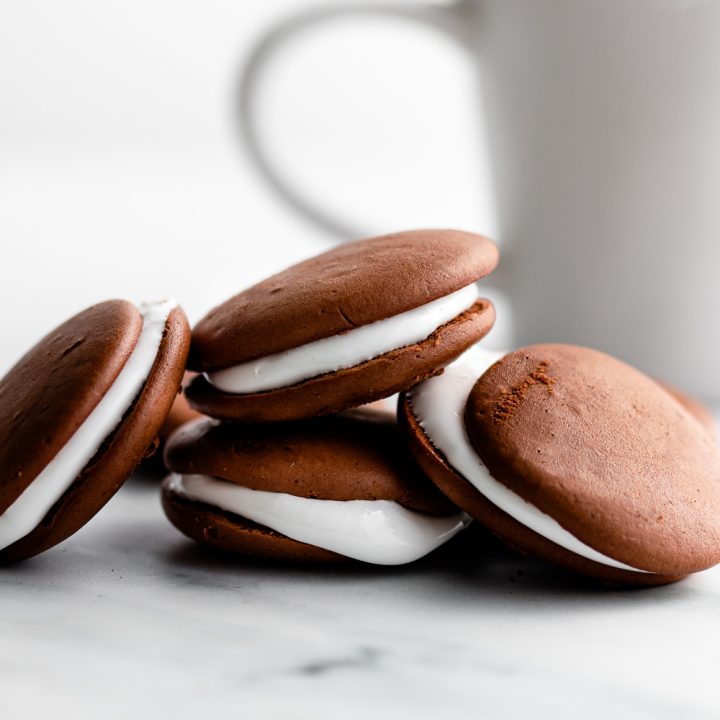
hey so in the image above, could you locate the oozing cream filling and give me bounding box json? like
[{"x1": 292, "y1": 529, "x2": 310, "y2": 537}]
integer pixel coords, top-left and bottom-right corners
[
  {"x1": 407, "y1": 346, "x2": 650, "y2": 574},
  {"x1": 167, "y1": 473, "x2": 471, "y2": 565},
  {"x1": 0, "y1": 299, "x2": 176, "y2": 552},
  {"x1": 208, "y1": 283, "x2": 481, "y2": 394}
]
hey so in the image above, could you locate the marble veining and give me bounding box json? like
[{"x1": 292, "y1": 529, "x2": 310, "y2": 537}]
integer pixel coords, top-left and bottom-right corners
[{"x1": 2, "y1": 475, "x2": 720, "y2": 719}]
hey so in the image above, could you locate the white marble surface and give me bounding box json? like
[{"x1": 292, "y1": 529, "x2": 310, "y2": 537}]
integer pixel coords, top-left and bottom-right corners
[{"x1": 3, "y1": 470, "x2": 720, "y2": 720}]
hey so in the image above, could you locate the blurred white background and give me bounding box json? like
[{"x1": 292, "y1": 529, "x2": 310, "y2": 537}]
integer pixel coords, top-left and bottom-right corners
[{"x1": 0, "y1": 0, "x2": 498, "y2": 374}]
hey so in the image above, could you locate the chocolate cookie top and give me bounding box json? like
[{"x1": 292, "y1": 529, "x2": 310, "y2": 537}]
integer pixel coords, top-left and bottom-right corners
[
  {"x1": 164, "y1": 409, "x2": 457, "y2": 516},
  {"x1": 0, "y1": 300, "x2": 142, "y2": 513},
  {"x1": 190, "y1": 229, "x2": 498, "y2": 371},
  {"x1": 464, "y1": 344, "x2": 720, "y2": 574}
]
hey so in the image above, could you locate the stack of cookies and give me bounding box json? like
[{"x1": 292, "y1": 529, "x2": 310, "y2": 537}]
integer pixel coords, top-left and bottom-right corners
[
  {"x1": 163, "y1": 229, "x2": 498, "y2": 565},
  {"x1": 2, "y1": 228, "x2": 720, "y2": 588}
]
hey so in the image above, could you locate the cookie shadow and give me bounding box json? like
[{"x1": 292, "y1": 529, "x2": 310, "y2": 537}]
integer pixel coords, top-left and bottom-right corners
[{"x1": 156, "y1": 522, "x2": 686, "y2": 609}]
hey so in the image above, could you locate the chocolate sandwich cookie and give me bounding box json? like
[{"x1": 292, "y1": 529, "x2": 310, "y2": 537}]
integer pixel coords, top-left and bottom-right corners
[
  {"x1": 400, "y1": 344, "x2": 720, "y2": 585},
  {"x1": 186, "y1": 229, "x2": 498, "y2": 422},
  {"x1": 162, "y1": 410, "x2": 469, "y2": 564},
  {"x1": 0, "y1": 299, "x2": 190, "y2": 562}
]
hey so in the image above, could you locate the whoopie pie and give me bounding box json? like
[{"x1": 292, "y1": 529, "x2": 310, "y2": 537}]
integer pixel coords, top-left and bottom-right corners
[
  {"x1": 162, "y1": 409, "x2": 469, "y2": 564},
  {"x1": 0, "y1": 299, "x2": 190, "y2": 562},
  {"x1": 186, "y1": 229, "x2": 498, "y2": 422},
  {"x1": 400, "y1": 344, "x2": 720, "y2": 586}
]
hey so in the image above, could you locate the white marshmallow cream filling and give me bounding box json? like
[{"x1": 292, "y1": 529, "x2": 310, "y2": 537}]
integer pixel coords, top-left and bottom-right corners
[
  {"x1": 167, "y1": 473, "x2": 471, "y2": 565},
  {"x1": 0, "y1": 299, "x2": 176, "y2": 552},
  {"x1": 208, "y1": 283, "x2": 481, "y2": 394},
  {"x1": 407, "y1": 346, "x2": 649, "y2": 574}
]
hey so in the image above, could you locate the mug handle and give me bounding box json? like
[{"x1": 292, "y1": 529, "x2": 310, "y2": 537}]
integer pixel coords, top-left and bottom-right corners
[{"x1": 238, "y1": 1, "x2": 474, "y2": 240}]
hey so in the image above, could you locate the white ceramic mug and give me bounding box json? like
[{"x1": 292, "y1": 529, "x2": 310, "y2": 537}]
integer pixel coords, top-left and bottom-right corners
[{"x1": 240, "y1": 0, "x2": 720, "y2": 398}]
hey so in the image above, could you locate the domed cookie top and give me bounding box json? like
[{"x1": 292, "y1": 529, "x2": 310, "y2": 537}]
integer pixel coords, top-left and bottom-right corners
[
  {"x1": 401, "y1": 344, "x2": 720, "y2": 585},
  {"x1": 0, "y1": 299, "x2": 191, "y2": 562},
  {"x1": 0, "y1": 300, "x2": 142, "y2": 512},
  {"x1": 191, "y1": 229, "x2": 498, "y2": 369},
  {"x1": 162, "y1": 409, "x2": 468, "y2": 565},
  {"x1": 187, "y1": 229, "x2": 498, "y2": 422}
]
